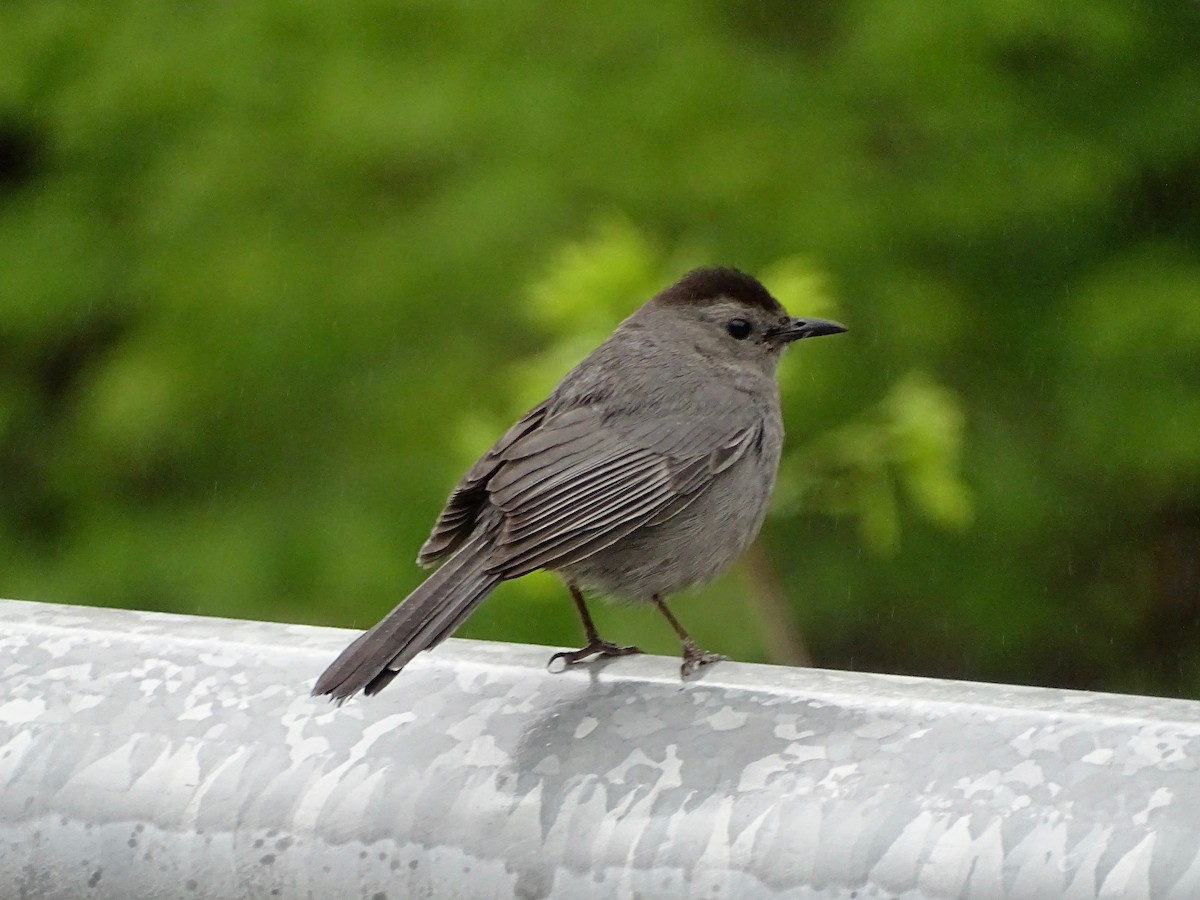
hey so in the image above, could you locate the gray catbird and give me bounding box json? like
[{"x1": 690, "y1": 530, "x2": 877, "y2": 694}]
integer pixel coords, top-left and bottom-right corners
[{"x1": 313, "y1": 266, "x2": 845, "y2": 701}]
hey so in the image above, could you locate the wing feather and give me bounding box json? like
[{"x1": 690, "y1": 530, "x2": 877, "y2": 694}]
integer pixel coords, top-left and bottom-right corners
[
  {"x1": 421, "y1": 393, "x2": 762, "y2": 581},
  {"x1": 487, "y1": 412, "x2": 761, "y2": 577},
  {"x1": 500, "y1": 474, "x2": 670, "y2": 557},
  {"x1": 505, "y1": 454, "x2": 661, "y2": 528},
  {"x1": 490, "y1": 445, "x2": 652, "y2": 509},
  {"x1": 496, "y1": 484, "x2": 676, "y2": 576},
  {"x1": 418, "y1": 401, "x2": 549, "y2": 566}
]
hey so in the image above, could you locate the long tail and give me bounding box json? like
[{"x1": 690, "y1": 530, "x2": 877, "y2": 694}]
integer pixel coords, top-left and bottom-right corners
[{"x1": 312, "y1": 534, "x2": 501, "y2": 702}]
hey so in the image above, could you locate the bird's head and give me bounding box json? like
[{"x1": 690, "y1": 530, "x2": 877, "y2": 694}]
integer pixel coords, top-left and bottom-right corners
[{"x1": 641, "y1": 266, "x2": 846, "y2": 376}]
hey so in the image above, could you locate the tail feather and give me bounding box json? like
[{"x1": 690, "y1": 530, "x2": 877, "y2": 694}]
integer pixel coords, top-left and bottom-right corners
[{"x1": 313, "y1": 536, "x2": 501, "y2": 702}]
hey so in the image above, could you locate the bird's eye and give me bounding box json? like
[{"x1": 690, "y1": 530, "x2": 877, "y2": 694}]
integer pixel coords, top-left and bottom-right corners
[{"x1": 726, "y1": 318, "x2": 752, "y2": 340}]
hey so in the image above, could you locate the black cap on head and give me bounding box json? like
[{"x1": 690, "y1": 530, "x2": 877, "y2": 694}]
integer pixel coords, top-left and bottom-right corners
[{"x1": 656, "y1": 266, "x2": 782, "y2": 313}]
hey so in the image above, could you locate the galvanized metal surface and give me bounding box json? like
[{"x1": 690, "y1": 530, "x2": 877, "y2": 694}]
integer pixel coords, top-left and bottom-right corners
[{"x1": 1, "y1": 598, "x2": 1199, "y2": 899}]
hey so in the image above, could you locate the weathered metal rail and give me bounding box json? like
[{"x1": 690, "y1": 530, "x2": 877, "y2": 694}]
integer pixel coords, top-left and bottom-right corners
[{"x1": 2, "y1": 598, "x2": 1198, "y2": 899}]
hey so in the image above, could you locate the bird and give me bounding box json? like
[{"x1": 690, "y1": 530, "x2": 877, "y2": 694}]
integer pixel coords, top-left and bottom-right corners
[{"x1": 313, "y1": 266, "x2": 845, "y2": 701}]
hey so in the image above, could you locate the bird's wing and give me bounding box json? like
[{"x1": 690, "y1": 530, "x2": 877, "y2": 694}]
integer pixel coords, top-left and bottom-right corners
[
  {"x1": 417, "y1": 400, "x2": 550, "y2": 566},
  {"x1": 485, "y1": 406, "x2": 760, "y2": 578}
]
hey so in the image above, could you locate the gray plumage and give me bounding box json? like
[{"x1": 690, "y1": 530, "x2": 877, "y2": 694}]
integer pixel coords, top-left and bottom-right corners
[{"x1": 313, "y1": 266, "x2": 845, "y2": 701}]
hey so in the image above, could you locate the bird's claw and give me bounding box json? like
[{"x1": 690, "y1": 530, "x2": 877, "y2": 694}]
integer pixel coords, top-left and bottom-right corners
[
  {"x1": 680, "y1": 642, "x2": 726, "y2": 678},
  {"x1": 548, "y1": 640, "x2": 643, "y2": 671}
]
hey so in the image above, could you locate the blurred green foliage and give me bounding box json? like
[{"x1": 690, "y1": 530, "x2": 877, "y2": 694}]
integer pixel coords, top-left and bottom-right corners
[{"x1": 1, "y1": 1, "x2": 1198, "y2": 696}]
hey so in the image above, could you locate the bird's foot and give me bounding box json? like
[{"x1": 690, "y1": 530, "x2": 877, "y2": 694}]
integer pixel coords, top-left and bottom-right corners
[
  {"x1": 548, "y1": 639, "x2": 643, "y2": 671},
  {"x1": 680, "y1": 641, "x2": 726, "y2": 678}
]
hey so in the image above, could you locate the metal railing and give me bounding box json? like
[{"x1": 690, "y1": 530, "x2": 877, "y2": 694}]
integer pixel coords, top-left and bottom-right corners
[{"x1": 2, "y1": 597, "x2": 1198, "y2": 899}]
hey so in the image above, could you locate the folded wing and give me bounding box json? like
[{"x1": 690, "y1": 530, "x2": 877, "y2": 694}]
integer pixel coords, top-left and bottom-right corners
[{"x1": 486, "y1": 407, "x2": 760, "y2": 577}]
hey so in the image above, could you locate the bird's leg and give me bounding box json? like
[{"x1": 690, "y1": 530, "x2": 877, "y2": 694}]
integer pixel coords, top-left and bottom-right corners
[
  {"x1": 652, "y1": 595, "x2": 726, "y2": 677},
  {"x1": 548, "y1": 584, "x2": 643, "y2": 669}
]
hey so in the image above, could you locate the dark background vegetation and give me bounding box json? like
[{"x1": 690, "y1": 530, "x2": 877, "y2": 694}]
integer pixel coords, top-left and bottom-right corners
[{"x1": 2, "y1": 2, "x2": 1198, "y2": 697}]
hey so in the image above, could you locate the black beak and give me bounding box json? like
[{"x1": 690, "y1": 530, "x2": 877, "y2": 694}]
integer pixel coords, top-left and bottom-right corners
[{"x1": 765, "y1": 316, "x2": 847, "y2": 344}]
